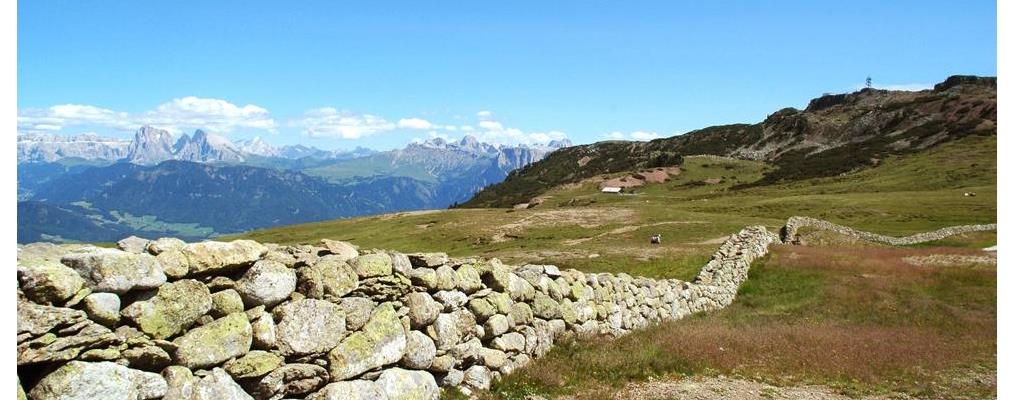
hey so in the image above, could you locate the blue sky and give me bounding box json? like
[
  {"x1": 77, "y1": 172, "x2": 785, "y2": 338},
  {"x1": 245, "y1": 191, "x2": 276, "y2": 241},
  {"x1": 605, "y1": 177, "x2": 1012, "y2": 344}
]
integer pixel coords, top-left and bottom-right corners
[{"x1": 17, "y1": 1, "x2": 996, "y2": 150}]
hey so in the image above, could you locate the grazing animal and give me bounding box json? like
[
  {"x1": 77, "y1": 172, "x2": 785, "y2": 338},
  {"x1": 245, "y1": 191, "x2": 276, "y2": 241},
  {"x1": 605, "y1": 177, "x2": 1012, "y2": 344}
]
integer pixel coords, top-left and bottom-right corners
[{"x1": 650, "y1": 234, "x2": 661, "y2": 245}]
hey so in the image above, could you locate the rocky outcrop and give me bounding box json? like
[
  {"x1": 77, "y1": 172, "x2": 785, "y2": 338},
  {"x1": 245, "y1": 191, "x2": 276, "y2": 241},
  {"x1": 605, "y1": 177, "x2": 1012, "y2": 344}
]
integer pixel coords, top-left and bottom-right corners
[{"x1": 16, "y1": 218, "x2": 992, "y2": 397}]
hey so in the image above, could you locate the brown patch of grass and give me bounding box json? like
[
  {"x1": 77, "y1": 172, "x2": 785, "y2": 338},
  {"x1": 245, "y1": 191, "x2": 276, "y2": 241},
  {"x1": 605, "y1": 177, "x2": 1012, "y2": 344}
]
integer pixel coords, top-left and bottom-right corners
[{"x1": 489, "y1": 244, "x2": 996, "y2": 399}]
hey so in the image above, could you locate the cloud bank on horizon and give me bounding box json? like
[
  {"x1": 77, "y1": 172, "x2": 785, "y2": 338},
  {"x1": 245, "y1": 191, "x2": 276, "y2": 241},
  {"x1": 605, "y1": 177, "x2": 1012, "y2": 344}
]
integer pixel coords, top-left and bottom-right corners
[{"x1": 18, "y1": 99, "x2": 580, "y2": 147}]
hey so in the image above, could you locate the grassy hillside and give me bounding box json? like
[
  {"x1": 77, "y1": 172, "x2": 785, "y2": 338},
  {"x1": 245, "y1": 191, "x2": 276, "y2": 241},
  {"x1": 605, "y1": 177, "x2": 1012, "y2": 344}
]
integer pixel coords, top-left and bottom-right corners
[
  {"x1": 462, "y1": 76, "x2": 996, "y2": 208},
  {"x1": 226, "y1": 134, "x2": 995, "y2": 280}
]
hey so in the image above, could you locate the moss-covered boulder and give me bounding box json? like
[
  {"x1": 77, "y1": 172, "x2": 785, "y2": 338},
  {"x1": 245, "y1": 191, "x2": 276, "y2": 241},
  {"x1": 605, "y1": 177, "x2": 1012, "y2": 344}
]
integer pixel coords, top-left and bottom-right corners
[
  {"x1": 298, "y1": 255, "x2": 358, "y2": 300},
  {"x1": 375, "y1": 368, "x2": 439, "y2": 400},
  {"x1": 17, "y1": 259, "x2": 86, "y2": 305},
  {"x1": 61, "y1": 248, "x2": 166, "y2": 294},
  {"x1": 210, "y1": 289, "x2": 245, "y2": 318},
  {"x1": 274, "y1": 299, "x2": 346, "y2": 356},
  {"x1": 235, "y1": 260, "x2": 297, "y2": 307},
  {"x1": 173, "y1": 312, "x2": 252, "y2": 369},
  {"x1": 223, "y1": 350, "x2": 283, "y2": 379},
  {"x1": 121, "y1": 279, "x2": 213, "y2": 340},
  {"x1": 308, "y1": 380, "x2": 385, "y2": 400},
  {"x1": 349, "y1": 253, "x2": 393, "y2": 278},
  {"x1": 180, "y1": 240, "x2": 267, "y2": 276},
  {"x1": 327, "y1": 303, "x2": 406, "y2": 381},
  {"x1": 28, "y1": 361, "x2": 167, "y2": 400}
]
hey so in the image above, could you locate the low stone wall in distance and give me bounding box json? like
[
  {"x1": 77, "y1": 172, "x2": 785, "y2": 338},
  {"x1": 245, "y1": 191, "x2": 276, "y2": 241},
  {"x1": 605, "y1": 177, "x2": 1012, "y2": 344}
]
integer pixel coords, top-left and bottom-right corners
[{"x1": 781, "y1": 216, "x2": 997, "y2": 245}]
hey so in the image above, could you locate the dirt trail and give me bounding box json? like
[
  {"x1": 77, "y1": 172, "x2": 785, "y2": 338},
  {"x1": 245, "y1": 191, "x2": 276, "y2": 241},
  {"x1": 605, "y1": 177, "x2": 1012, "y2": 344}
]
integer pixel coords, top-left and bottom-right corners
[{"x1": 611, "y1": 376, "x2": 901, "y2": 400}]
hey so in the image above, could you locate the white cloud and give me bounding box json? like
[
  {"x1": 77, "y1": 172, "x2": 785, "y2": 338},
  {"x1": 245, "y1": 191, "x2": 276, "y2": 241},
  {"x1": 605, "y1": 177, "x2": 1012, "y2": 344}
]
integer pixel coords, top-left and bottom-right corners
[
  {"x1": 292, "y1": 108, "x2": 396, "y2": 139},
  {"x1": 466, "y1": 112, "x2": 567, "y2": 145},
  {"x1": 396, "y1": 117, "x2": 434, "y2": 130},
  {"x1": 17, "y1": 97, "x2": 277, "y2": 135},
  {"x1": 603, "y1": 131, "x2": 660, "y2": 141},
  {"x1": 478, "y1": 120, "x2": 504, "y2": 131},
  {"x1": 139, "y1": 97, "x2": 276, "y2": 133}
]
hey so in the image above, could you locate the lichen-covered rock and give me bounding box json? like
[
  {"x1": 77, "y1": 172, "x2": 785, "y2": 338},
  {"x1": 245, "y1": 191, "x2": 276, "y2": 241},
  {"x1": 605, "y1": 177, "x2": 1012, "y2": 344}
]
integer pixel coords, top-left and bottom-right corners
[
  {"x1": 433, "y1": 265, "x2": 457, "y2": 291},
  {"x1": 117, "y1": 236, "x2": 151, "y2": 254},
  {"x1": 531, "y1": 292, "x2": 561, "y2": 319},
  {"x1": 250, "y1": 311, "x2": 277, "y2": 350},
  {"x1": 162, "y1": 365, "x2": 196, "y2": 400},
  {"x1": 307, "y1": 381, "x2": 386, "y2": 400},
  {"x1": 28, "y1": 361, "x2": 167, "y2": 400},
  {"x1": 478, "y1": 347, "x2": 507, "y2": 369},
  {"x1": 349, "y1": 253, "x2": 393, "y2": 278},
  {"x1": 404, "y1": 292, "x2": 440, "y2": 328},
  {"x1": 388, "y1": 251, "x2": 412, "y2": 275},
  {"x1": 408, "y1": 253, "x2": 448, "y2": 268},
  {"x1": 297, "y1": 256, "x2": 358, "y2": 300},
  {"x1": 320, "y1": 239, "x2": 359, "y2": 261},
  {"x1": 122, "y1": 279, "x2": 213, "y2": 339},
  {"x1": 82, "y1": 292, "x2": 121, "y2": 327},
  {"x1": 507, "y1": 273, "x2": 535, "y2": 301},
  {"x1": 17, "y1": 259, "x2": 86, "y2": 305},
  {"x1": 407, "y1": 268, "x2": 438, "y2": 290},
  {"x1": 258, "y1": 363, "x2": 329, "y2": 400},
  {"x1": 191, "y1": 368, "x2": 253, "y2": 400},
  {"x1": 425, "y1": 313, "x2": 460, "y2": 350},
  {"x1": 147, "y1": 237, "x2": 187, "y2": 255},
  {"x1": 181, "y1": 240, "x2": 268, "y2": 276},
  {"x1": 340, "y1": 297, "x2": 377, "y2": 331},
  {"x1": 123, "y1": 345, "x2": 172, "y2": 370},
  {"x1": 462, "y1": 365, "x2": 492, "y2": 390},
  {"x1": 433, "y1": 290, "x2": 468, "y2": 311},
  {"x1": 61, "y1": 248, "x2": 166, "y2": 294},
  {"x1": 483, "y1": 314, "x2": 510, "y2": 338},
  {"x1": 327, "y1": 303, "x2": 407, "y2": 381},
  {"x1": 17, "y1": 301, "x2": 118, "y2": 365},
  {"x1": 235, "y1": 260, "x2": 297, "y2": 307},
  {"x1": 400, "y1": 330, "x2": 436, "y2": 369},
  {"x1": 487, "y1": 292, "x2": 513, "y2": 314},
  {"x1": 467, "y1": 298, "x2": 497, "y2": 322},
  {"x1": 224, "y1": 350, "x2": 283, "y2": 379},
  {"x1": 439, "y1": 369, "x2": 464, "y2": 387},
  {"x1": 156, "y1": 250, "x2": 191, "y2": 279},
  {"x1": 274, "y1": 299, "x2": 346, "y2": 356},
  {"x1": 455, "y1": 265, "x2": 483, "y2": 294},
  {"x1": 509, "y1": 302, "x2": 533, "y2": 325},
  {"x1": 210, "y1": 289, "x2": 245, "y2": 318},
  {"x1": 374, "y1": 368, "x2": 439, "y2": 400},
  {"x1": 173, "y1": 312, "x2": 252, "y2": 369},
  {"x1": 491, "y1": 332, "x2": 525, "y2": 353}
]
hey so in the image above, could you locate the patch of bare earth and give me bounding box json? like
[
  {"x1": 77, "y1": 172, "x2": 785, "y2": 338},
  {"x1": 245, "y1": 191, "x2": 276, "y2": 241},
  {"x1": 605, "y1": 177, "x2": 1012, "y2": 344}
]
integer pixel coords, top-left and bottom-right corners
[
  {"x1": 561, "y1": 220, "x2": 707, "y2": 246},
  {"x1": 490, "y1": 208, "x2": 637, "y2": 243},
  {"x1": 598, "y1": 167, "x2": 681, "y2": 189},
  {"x1": 614, "y1": 376, "x2": 898, "y2": 400}
]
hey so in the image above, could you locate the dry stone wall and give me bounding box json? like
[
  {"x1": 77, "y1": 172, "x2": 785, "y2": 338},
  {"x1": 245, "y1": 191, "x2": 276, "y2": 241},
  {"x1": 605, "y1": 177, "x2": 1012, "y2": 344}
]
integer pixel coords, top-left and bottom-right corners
[
  {"x1": 15, "y1": 216, "x2": 987, "y2": 399},
  {"x1": 781, "y1": 216, "x2": 997, "y2": 245}
]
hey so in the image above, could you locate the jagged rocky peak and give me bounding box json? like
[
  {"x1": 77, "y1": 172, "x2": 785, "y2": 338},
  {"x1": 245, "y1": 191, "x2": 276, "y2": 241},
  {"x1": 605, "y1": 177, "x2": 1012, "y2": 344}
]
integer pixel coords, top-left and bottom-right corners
[
  {"x1": 175, "y1": 129, "x2": 246, "y2": 163},
  {"x1": 125, "y1": 125, "x2": 176, "y2": 165},
  {"x1": 237, "y1": 136, "x2": 279, "y2": 157}
]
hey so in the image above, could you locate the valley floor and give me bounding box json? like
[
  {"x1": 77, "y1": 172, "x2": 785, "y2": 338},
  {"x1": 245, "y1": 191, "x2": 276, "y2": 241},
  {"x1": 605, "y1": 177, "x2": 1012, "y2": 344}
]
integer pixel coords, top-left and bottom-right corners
[{"x1": 228, "y1": 135, "x2": 997, "y2": 399}]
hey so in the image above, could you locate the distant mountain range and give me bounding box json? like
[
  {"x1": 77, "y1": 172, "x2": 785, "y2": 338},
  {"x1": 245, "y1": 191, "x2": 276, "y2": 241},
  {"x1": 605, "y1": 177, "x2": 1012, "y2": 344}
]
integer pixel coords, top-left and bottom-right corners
[{"x1": 17, "y1": 127, "x2": 571, "y2": 243}]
